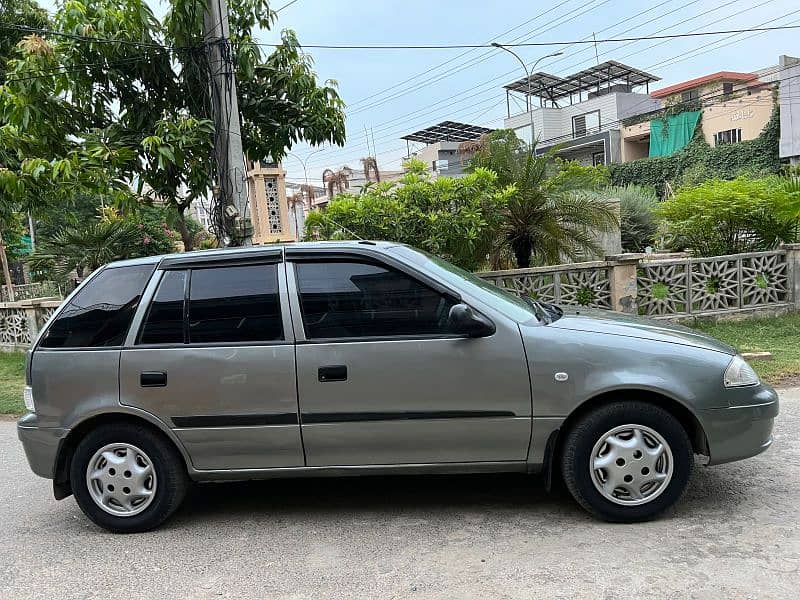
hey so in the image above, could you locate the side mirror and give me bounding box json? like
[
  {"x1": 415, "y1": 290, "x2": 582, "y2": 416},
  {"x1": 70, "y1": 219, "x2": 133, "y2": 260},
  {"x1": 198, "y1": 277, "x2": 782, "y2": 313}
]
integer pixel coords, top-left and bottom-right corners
[{"x1": 448, "y1": 303, "x2": 496, "y2": 338}]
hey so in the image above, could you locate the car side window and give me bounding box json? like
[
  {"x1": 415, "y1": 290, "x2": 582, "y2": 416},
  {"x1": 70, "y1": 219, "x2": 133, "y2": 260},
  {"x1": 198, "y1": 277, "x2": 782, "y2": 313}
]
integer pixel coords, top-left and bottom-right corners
[
  {"x1": 39, "y1": 264, "x2": 154, "y2": 348},
  {"x1": 138, "y1": 270, "x2": 187, "y2": 345},
  {"x1": 187, "y1": 264, "x2": 283, "y2": 343},
  {"x1": 294, "y1": 260, "x2": 457, "y2": 339}
]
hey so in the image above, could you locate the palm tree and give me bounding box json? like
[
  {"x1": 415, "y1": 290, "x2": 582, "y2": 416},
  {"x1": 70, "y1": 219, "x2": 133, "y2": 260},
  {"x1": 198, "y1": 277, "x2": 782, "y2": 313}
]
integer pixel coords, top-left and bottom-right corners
[
  {"x1": 360, "y1": 156, "x2": 381, "y2": 182},
  {"x1": 322, "y1": 166, "x2": 352, "y2": 199},
  {"x1": 299, "y1": 183, "x2": 317, "y2": 209},
  {"x1": 28, "y1": 219, "x2": 141, "y2": 280},
  {"x1": 469, "y1": 130, "x2": 618, "y2": 268}
]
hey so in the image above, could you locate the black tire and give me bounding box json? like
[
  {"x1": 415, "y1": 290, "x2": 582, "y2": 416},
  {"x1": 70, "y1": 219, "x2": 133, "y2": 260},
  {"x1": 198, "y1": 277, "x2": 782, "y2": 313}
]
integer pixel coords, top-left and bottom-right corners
[
  {"x1": 560, "y1": 401, "x2": 693, "y2": 522},
  {"x1": 70, "y1": 423, "x2": 188, "y2": 533}
]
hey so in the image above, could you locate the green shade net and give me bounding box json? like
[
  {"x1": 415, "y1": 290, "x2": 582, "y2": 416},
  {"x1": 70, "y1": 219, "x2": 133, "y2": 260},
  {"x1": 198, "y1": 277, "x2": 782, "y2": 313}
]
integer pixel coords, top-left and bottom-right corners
[{"x1": 649, "y1": 111, "x2": 701, "y2": 157}]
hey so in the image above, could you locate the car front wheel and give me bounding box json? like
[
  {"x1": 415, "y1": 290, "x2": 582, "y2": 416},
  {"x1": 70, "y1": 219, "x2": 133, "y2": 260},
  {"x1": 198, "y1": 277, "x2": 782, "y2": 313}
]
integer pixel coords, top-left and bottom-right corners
[
  {"x1": 560, "y1": 401, "x2": 693, "y2": 522},
  {"x1": 70, "y1": 423, "x2": 188, "y2": 533}
]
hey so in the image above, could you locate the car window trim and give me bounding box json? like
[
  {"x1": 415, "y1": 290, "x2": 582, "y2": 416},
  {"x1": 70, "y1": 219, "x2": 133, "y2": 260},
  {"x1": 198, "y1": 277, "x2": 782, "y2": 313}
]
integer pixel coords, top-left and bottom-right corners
[
  {"x1": 295, "y1": 333, "x2": 470, "y2": 345},
  {"x1": 124, "y1": 340, "x2": 294, "y2": 350},
  {"x1": 158, "y1": 248, "x2": 283, "y2": 270}
]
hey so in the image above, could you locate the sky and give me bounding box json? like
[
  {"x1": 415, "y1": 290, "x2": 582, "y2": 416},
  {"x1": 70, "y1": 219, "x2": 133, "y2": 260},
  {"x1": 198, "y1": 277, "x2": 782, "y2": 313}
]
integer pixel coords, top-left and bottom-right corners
[{"x1": 39, "y1": 0, "x2": 800, "y2": 186}]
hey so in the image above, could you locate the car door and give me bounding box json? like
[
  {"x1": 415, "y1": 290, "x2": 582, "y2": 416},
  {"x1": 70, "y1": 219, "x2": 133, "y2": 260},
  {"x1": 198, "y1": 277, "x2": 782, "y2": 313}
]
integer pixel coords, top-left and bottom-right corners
[
  {"x1": 120, "y1": 251, "x2": 304, "y2": 471},
  {"x1": 287, "y1": 248, "x2": 532, "y2": 467}
]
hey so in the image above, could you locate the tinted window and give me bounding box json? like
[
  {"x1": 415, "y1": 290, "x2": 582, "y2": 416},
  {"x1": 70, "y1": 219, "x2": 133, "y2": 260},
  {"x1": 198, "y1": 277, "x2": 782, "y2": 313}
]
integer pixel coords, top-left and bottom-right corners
[
  {"x1": 40, "y1": 265, "x2": 154, "y2": 348},
  {"x1": 295, "y1": 261, "x2": 456, "y2": 339},
  {"x1": 138, "y1": 270, "x2": 186, "y2": 345},
  {"x1": 188, "y1": 265, "x2": 282, "y2": 343}
]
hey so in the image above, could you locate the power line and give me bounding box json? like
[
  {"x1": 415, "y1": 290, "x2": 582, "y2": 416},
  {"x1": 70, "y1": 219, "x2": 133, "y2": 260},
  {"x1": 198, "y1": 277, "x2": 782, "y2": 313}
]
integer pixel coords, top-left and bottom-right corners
[
  {"x1": 238, "y1": 24, "x2": 800, "y2": 49},
  {"x1": 4, "y1": 21, "x2": 798, "y2": 53},
  {"x1": 2, "y1": 56, "x2": 151, "y2": 84},
  {"x1": 274, "y1": 0, "x2": 301, "y2": 12},
  {"x1": 345, "y1": 0, "x2": 576, "y2": 109}
]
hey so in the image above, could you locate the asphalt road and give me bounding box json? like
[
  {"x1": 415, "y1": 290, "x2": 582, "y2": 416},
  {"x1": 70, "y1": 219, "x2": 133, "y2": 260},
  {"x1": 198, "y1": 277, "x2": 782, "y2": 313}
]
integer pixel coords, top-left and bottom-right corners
[{"x1": 1, "y1": 390, "x2": 799, "y2": 600}]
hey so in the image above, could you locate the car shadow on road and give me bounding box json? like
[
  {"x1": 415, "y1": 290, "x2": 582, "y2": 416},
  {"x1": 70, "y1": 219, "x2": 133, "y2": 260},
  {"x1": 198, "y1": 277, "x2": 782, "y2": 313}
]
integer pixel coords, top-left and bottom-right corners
[
  {"x1": 167, "y1": 461, "x2": 743, "y2": 528},
  {"x1": 171, "y1": 472, "x2": 583, "y2": 523}
]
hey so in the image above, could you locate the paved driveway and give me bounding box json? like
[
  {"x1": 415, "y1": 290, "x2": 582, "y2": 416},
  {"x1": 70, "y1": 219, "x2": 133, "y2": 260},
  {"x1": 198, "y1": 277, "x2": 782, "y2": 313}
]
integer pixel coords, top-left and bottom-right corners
[{"x1": 1, "y1": 390, "x2": 799, "y2": 599}]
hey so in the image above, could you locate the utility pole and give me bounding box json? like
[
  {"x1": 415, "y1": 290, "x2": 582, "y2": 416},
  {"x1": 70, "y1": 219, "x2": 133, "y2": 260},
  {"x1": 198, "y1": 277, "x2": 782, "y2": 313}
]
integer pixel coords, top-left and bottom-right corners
[{"x1": 204, "y1": 0, "x2": 252, "y2": 246}]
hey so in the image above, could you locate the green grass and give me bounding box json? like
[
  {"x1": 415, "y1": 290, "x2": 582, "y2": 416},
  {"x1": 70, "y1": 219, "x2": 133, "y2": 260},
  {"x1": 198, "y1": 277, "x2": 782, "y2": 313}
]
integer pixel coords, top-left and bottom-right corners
[
  {"x1": 0, "y1": 313, "x2": 797, "y2": 415},
  {"x1": 0, "y1": 351, "x2": 26, "y2": 415},
  {"x1": 692, "y1": 313, "x2": 800, "y2": 385}
]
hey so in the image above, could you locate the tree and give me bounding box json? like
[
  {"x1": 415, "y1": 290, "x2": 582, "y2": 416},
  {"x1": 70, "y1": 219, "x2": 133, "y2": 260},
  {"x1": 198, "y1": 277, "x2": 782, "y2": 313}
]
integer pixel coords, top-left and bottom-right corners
[
  {"x1": 360, "y1": 156, "x2": 380, "y2": 182},
  {"x1": 306, "y1": 167, "x2": 507, "y2": 271},
  {"x1": 29, "y1": 219, "x2": 141, "y2": 280},
  {"x1": 468, "y1": 130, "x2": 618, "y2": 268},
  {"x1": 0, "y1": 0, "x2": 346, "y2": 251},
  {"x1": 604, "y1": 185, "x2": 659, "y2": 252},
  {"x1": 658, "y1": 177, "x2": 798, "y2": 256},
  {"x1": 0, "y1": 0, "x2": 49, "y2": 83},
  {"x1": 322, "y1": 166, "x2": 353, "y2": 199}
]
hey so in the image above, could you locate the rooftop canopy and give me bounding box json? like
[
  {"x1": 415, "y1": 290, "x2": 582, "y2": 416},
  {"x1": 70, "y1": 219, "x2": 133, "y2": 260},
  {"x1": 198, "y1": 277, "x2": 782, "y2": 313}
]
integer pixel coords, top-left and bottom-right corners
[
  {"x1": 503, "y1": 60, "x2": 660, "y2": 102},
  {"x1": 400, "y1": 121, "x2": 494, "y2": 144}
]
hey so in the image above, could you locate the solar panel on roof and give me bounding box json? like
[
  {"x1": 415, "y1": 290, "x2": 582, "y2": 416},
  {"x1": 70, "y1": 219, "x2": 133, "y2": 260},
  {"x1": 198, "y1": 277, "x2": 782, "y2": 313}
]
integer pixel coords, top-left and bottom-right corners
[
  {"x1": 502, "y1": 60, "x2": 660, "y2": 100},
  {"x1": 401, "y1": 121, "x2": 495, "y2": 144}
]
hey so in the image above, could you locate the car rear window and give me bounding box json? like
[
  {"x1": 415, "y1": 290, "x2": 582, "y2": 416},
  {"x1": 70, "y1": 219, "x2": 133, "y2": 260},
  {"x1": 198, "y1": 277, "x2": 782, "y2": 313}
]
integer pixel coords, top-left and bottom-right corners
[{"x1": 39, "y1": 264, "x2": 155, "y2": 348}]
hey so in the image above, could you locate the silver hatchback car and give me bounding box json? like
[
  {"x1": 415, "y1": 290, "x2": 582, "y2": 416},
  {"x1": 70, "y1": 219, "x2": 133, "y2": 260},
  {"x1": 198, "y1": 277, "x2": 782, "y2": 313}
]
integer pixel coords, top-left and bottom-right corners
[{"x1": 18, "y1": 242, "x2": 778, "y2": 532}]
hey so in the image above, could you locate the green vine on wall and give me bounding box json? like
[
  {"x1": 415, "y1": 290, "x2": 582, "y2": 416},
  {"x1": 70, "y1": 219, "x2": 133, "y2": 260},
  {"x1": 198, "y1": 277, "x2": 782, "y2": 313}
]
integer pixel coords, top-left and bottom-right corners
[{"x1": 610, "y1": 103, "x2": 781, "y2": 197}]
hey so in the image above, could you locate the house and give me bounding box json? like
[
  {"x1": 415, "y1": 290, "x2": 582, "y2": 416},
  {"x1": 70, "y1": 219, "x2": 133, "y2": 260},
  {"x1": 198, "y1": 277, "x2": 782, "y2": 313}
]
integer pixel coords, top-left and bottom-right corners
[
  {"x1": 501, "y1": 60, "x2": 662, "y2": 165},
  {"x1": 620, "y1": 54, "x2": 800, "y2": 163},
  {"x1": 620, "y1": 70, "x2": 773, "y2": 160},
  {"x1": 401, "y1": 121, "x2": 495, "y2": 176}
]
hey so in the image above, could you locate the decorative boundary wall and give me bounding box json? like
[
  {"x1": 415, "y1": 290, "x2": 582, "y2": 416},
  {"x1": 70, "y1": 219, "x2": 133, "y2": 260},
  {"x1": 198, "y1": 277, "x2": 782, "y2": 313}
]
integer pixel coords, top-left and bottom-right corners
[
  {"x1": 0, "y1": 299, "x2": 62, "y2": 350},
  {"x1": 478, "y1": 244, "x2": 800, "y2": 321}
]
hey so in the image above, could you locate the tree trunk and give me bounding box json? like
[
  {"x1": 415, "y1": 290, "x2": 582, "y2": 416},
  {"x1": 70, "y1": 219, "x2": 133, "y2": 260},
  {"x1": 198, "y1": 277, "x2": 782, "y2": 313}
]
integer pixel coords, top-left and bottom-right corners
[
  {"x1": 177, "y1": 206, "x2": 194, "y2": 252},
  {"x1": 0, "y1": 230, "x2": 15, "y2": 302},
  {"x1": 511, "y1": 237, "x2": 533, "y2": 269}
]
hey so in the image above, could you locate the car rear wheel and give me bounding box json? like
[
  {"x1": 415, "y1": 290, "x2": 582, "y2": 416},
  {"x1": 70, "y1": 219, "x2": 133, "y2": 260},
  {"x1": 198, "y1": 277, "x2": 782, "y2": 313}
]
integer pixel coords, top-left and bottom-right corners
[
  {"x1": 70, "y1": 423, "x2": 188, "y2": 533},
  {"x1": 560, "y1": 401, "x2": 693, "y2": 522}
]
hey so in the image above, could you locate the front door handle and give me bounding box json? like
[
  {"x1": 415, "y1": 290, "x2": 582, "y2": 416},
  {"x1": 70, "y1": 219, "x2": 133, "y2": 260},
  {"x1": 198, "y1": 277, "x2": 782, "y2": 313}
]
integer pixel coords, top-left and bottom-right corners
[
  {"x1": 140, "y1": 371, "x2": 167, "y2": 387},
  {"x1": 318, "y1": 365, "x2": 347, "y2": 382}
]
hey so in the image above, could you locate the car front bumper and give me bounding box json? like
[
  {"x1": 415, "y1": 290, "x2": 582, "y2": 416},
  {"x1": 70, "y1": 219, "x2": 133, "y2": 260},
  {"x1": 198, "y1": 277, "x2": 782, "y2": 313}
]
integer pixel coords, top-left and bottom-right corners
[
  {"x1": 17, "y1": 413, "x2": 69, "y2": 479},
  {"x1": 698, "y1": 384, "x2": 779, "y2": 466}
]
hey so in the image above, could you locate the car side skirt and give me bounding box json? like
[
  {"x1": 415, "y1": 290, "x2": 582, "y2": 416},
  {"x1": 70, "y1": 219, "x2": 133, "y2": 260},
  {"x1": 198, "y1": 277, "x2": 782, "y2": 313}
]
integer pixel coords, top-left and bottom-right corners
[{"x1": 186, "y1": 461, "x2": 530, "y2": 482}]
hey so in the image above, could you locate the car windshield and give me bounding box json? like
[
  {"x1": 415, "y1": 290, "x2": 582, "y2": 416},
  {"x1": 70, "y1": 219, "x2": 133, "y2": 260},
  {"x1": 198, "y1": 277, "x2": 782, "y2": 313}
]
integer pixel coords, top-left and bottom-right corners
[{"x1": 387, "y1": 245, "x2": 544, "y2": 323}]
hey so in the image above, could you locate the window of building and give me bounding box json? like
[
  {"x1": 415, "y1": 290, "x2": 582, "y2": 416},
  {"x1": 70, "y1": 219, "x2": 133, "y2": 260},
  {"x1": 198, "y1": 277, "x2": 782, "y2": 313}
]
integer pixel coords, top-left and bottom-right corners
[
  {"x1": 138, "y1": 270, "x2": 186, "y2": 345},
  {"x1": 295, "y1": 261, "x2": 457, "y2": 339},
  {"x1": 433, "y1": 159, "x2": 449, "y2": 172},
  {"x1": 713, "y1": 128, "x2": 742, "y2": 146},
  {"x1": 681, "y1": 89, "x2": 699, "y2": 102},
  {"x1": 40, "y1": 265, "x2": 154, "y2": 348},
  {"x1": 572, "y1": 110, "x2": 600, "y2": 138},
  {"x1": 722, "y1": 82, "x2": 734, "y2": 96},
  {"x1": 514, "y1": 124, "x2": 532, "y2": 143},
  {"x1": 187, "y1": 265, "x2": 283, "y2": 343},
  {"x1": 592, "y1": 151, "x2": 605, "y2": 166}
]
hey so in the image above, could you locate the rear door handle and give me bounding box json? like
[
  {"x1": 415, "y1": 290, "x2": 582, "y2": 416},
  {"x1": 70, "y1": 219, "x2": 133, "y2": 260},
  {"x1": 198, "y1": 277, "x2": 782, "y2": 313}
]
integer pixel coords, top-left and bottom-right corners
[
  {"x1": 140, "y1": 371, "x2": 167, "y2": 387},
  {"x1": 318, "y1": 365, "x2": 347, "y2": 382}
]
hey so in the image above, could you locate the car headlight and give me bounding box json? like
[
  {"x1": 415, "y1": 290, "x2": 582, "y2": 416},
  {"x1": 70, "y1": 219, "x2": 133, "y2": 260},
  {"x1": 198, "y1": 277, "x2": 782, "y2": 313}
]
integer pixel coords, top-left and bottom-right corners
[
  {"x1": 724, "y1": 355, "x2": 759, "y2": 388},
  {"x1": 23, "y1": 385, "x2": 35, "y2": 413}
]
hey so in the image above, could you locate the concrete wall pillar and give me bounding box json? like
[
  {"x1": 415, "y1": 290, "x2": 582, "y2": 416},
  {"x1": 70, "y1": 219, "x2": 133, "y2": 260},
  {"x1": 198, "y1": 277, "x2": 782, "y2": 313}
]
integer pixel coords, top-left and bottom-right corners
[
  {"x1": 782, "y1": 243, "x2": 800, "y2": 309},
  {"x1": 607, "y1": 254, "x2": 643, "y2": 314}
]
